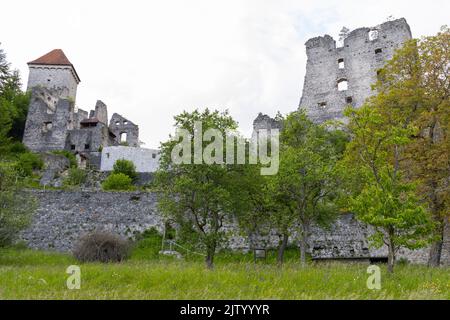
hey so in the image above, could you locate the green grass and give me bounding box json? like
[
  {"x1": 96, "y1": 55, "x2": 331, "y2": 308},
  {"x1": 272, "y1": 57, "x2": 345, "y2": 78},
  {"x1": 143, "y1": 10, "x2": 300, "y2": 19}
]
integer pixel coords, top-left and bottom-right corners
[{"x1": 0, "y1": 247, "x2": 448, "y2": 300}]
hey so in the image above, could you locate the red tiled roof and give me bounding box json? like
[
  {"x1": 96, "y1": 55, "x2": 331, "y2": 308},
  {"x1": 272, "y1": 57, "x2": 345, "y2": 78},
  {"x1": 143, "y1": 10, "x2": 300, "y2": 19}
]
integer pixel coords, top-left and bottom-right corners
[
  {"x1": 28, "y1": 49, "x2": 72, "y2": 66},
  {"x1": 28, "y1": 49, "x2": 80, "y2": 82}
]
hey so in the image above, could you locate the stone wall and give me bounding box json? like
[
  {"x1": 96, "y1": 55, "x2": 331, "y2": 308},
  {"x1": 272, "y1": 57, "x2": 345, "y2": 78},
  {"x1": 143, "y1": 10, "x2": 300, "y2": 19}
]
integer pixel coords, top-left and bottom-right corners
[
  {"x1": 20, "y1": 190, "x2": 449, "y2": 266},
  {"x1": 21, "y1": 190, "x2": 163, "y2": 252}
]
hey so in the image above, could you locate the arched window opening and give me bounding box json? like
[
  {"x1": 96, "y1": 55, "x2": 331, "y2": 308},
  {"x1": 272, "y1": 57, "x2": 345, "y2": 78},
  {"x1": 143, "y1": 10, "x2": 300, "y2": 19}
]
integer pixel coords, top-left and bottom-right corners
[{"x1": 120, "y1": 132, "x2": 127, "y2": 143}]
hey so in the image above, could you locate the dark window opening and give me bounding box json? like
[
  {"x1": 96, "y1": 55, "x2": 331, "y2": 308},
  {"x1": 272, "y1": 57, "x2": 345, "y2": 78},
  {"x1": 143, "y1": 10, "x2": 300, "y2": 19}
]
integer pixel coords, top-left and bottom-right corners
[
  {"x1": 346, "y1": 96, "x2": 353, "y2": 103},
  {"x1": 318, "y1": 102, "x2": 327, "y2": 109},
  {"x1": 152, "y1": 153, "x2": 156, "y2": 159},
  {"x1": 43, "y1": 122, "x2": 53, "y2": 132},
  {"x1": 375, "y1": 48, "x2": 382, "y2": 54},
  {"x1": 84, "y1": 144, "x2": 90, "y2": 150},
  {"x1": 71, "y1": 145, "x2": 76, "y2": 150}
]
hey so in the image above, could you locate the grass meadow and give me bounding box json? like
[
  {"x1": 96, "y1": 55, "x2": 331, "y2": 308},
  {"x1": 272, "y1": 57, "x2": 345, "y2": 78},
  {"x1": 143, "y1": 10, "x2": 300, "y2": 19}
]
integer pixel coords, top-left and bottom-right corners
[{"x1": 0, "y1": 245, "x2": 448, "y2": 300}]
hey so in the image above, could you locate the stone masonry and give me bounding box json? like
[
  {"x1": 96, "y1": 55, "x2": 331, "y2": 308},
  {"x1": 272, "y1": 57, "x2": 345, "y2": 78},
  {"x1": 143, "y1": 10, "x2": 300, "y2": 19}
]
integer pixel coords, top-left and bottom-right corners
[
  {"x1": 299, "y1": 18, "x2": 412, "y2": 123},
  {"x1": 20, "y1": 190, "x2": 449, "y2": 265}
]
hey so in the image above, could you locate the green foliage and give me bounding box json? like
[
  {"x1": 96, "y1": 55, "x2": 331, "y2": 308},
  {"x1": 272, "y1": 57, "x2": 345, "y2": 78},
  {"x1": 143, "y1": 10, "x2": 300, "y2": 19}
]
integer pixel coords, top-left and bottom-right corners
[
  {"x1": 131, "y1": 228, "x2": 164, "y2": 260},
  {"x1": 269, "y1": 109, "x2": 347, "y2": 264},
  {"x1": 7, "y1": 141, "x2": 28, "y2": 154},
  {"x1": 63, "y1": 168, "x2": 87, "y2": 187},
  {"x1": 156, "y1": 109, "x2": 241, "y2": 268},
  {"x1": 0, "y1": 45, "x2": 30, "y2": 144},
  {"x1": 371, "y1": 27, "x2": 450, "y2": 266},
  {"x1": 51, "y1": 150, "x2": 77, "y2": 168},
  {"x1": 15, "y1": 152, "x2": 44, "y2": 177},
  {"x1": 0, "y1": 165, "x2": 36, "y2": 246},
  {"x1": 113, "y1": 159, "x2": 138, "y2": 182},
  {"x1": 102, "y1": 173, "x2": 133, "y2": 191},
  {"x1": 341, "y1": 102, "x2": 435, "y2": 272}
]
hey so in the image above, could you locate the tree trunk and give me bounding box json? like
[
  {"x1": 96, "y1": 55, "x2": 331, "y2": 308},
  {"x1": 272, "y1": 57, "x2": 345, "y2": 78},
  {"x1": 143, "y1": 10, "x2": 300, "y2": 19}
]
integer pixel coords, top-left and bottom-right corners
[
  {"x1": 205, "y1": 242, "x2": 216, "y2": 269},
  {"x1": 299, "y1": 224, "x2": 309, "y2": 266},
  {"x1": 387, "y1": 236, "x2": 396, "y2": 273},
  {"x1": 428, "y1": 220, "x2": 444, "y2": 267},
  {"x1": 428, "y1": 201, "x2": 444, "y2": 267},
  {"x1": 277, "y1": 233, "x2": 289, "y2": 266}
]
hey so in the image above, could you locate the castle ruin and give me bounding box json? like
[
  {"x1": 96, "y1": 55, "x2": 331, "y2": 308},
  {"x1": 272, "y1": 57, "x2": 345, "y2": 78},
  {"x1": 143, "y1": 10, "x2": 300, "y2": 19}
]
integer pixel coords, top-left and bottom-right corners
[
  {"x1": 22, "y1": 49, "x2": 159, "y2": 170},
  {"x1": 299, "y1": 18, "x2": 412, "y2": 123}
]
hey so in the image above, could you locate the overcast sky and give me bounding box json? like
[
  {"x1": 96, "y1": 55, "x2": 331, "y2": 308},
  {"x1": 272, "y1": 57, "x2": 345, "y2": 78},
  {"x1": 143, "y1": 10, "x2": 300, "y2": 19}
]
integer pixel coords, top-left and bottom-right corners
[{"x1": 2, "y1": 0, "x2": 449, "y2": 148}]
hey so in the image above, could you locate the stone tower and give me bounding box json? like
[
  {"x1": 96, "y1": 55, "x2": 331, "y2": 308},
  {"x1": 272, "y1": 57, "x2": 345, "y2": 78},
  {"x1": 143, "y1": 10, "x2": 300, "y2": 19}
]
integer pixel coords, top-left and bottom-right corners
[
  {"x1": 299, "y1": 18, "x2": 412, "y2": 123},
  {"x1": 27, "y1": 49, "x2": 80, "y2": 100}
]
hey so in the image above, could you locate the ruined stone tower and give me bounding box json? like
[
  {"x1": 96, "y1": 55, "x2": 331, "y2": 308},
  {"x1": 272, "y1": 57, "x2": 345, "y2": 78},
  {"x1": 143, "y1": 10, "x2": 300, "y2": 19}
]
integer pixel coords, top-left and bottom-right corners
[{"x1": 299, "y1": 18, "x2": 412, "y2": 123}]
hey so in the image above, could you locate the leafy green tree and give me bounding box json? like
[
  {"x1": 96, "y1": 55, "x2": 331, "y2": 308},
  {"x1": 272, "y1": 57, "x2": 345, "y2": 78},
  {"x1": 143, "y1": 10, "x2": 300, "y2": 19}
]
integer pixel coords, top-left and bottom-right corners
[
  {"x1": 372, "y1": 27, "x2": 449, "y2": 266},
  {"x1": 341, "y1": 104, "x2": 435, "y2": 273},
  {"x1": 0, "y1": 45, "x2": 30, "y2": 146},
  {"x1": 113, "y1": 159, "x2": 138, "y2": 182},
  {"x1": 155, "y1": 109, "x2": 241, "y2": 269},
  {"x1": 272, "y1": 110, "x2": 346, "y2": 265},
  {"x1": 0, "y1": 164, "x2": 36, "y2": 246}
]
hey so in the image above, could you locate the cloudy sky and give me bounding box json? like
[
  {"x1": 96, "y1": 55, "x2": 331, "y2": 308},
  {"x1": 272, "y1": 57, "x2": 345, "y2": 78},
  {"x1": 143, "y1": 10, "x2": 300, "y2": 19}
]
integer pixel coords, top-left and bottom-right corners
[{"x1": 1, "y1": 0, "x2": 449, "y2": 148}]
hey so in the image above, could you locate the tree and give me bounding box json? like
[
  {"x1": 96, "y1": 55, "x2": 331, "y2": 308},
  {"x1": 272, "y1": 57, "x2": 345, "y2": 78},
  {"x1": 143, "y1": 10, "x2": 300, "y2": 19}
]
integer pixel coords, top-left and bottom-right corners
[
  {"x1": 372, "y1": 27, "x2": 450, "y2": 266},
  {"x1": 0, "y1": 45, "x2": 30, "y2": 145},
  {"x1": 0, "y1": 164, "x2": 36, "y2": 246},
  {"x1": 341, "y1": 104, "x2": 435, "y2": 273},
  {"x1": 155, "y1": 109, "x2": 242, "y2": 269},
  {"x1": 272, "y1": 110, "x2": 346, "y2": 265}
]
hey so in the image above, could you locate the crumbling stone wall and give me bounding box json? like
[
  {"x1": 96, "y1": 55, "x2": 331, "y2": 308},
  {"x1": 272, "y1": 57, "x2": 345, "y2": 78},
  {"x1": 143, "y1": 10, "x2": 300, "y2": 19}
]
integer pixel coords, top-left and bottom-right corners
[
  {"x1": 20, "y1": 190, "x2": 449, "y2": 265},
  {"x1": 299, "y1": 18, "x2": 412, "y2": 123},
  {"x1": 109, "y1": 113, "x2": 140, "y2": 147},
  {"x1": 21, "y1": 190, "x2": 163, "y2": 252}
]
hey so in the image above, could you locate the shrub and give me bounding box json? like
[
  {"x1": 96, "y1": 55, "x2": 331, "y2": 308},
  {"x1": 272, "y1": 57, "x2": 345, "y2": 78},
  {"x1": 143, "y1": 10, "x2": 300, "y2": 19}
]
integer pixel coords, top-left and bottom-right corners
[
  {"x1": 64, "y1": 168, "x2": 87, "y2": 186},
  {"x1": 52, "y1": 150, "x2": 77, "y2": 168},
  {"x1": 113, "y1": 159, "x2": 137, "y2": 182},
  {"x1": 102, "y1": 173, "x2": 133, "y2": 191},
  {"x1": 73, "y1": 231, "x2": 130, "y2": 263},
  {"x1": 16, "y1": 152, "x2": 44, "y2": 176},
  {"x1": 8, "y1": 142, "x2": 28, "y2": 154}
]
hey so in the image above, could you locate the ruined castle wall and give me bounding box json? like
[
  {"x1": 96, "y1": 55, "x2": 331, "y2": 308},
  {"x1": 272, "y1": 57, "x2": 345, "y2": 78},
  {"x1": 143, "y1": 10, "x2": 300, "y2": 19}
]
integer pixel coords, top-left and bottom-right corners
[
  {"x1": 299, "y1": 18, "x2": 412, "y2": 123},
  {"x1": 109, "y1": 113, "x2": 140, "y2": 147},
  {"x1": 21, "y1": 190, "x2": 163, "y2": 252},
  {"x1": 20, "y1": 190, "x2": 449, "y2": 265},
  {"x1": 23, "y1": 88, "x2": 75, "y2": 152},
  {"x1": 27, "y1": 65, "x2": 78, "y2": 100}
]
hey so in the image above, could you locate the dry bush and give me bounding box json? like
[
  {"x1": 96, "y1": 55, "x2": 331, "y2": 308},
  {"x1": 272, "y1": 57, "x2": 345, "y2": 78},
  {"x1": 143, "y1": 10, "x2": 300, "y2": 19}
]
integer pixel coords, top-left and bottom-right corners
[{"x1": 73, "y1": 231, "x2": 130, "y2": 263}]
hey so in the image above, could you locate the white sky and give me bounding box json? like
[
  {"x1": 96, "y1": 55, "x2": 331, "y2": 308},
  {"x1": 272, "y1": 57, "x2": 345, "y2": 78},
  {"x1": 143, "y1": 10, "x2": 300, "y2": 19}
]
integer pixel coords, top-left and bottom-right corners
[{"x1": 1, "y1": 0, "x2": 449, "y2": 148}]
